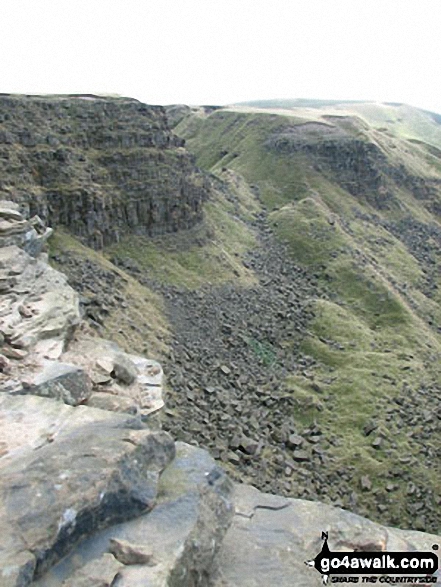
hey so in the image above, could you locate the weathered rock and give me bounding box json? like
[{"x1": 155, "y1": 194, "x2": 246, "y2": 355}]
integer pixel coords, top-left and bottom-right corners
[
  {"x1": 211, "y1": 483, "x2": 441, "y2": 586},
  {"x1": 372, "y1": 437, "x2": 383, "y2": 449},
  {"x1": 360, "y1": 475, "x2": 372, "y2": 491},
  {"x1": 292, "y1": 449, "x2": 309, "y2": 462},
  {"x1": 108, "y1": 538, "x2": 155, "y2": 566},
  {"x1": 34, "y1": 442, "x2": 234, "y2": 587},
  {"x1": 61, "y1": 554, "x2": 123, "y2": 587},
  {"x1": 0, "y1": 245, "x2": 80, "y2": 352},
  {"x1": 112, "y1": 354, "x2": 138, "y2": 385},
  {"x1": 87, "y1": 392, "x2": 138, "y2": 415},
  {"x1": 61, "y1": 337, "x2": 164, "y2": 417},
  {"x1": 0, "y1": 96, "x2": 211, "y2": 249},
  {"x1": 18, "y1": 362, "x2": 92, "y2": 406},
  {"x1": 239, "y1": 436, "x2": 259, "y2": 455},
  {"x1": 0, "y1": 202, "x2": 53, "y2": 257},
  {"x1": 0, "y1": 394, "x2": 175, "y2": 586},
  {"x1": 0, "y1": 200, "x2": 22, "y2": 220},
  {"x1": 287, "y1": 434, "x2": 304, "y2": 449}
]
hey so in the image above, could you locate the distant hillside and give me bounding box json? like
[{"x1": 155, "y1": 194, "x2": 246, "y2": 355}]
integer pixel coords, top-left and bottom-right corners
[{"x1": 230, "y1": 99, "x2": 441, "y2": 151}]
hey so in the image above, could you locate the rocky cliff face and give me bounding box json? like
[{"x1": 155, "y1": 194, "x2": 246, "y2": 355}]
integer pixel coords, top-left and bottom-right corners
[
  {"x1": 266, "y1": 119, "x2": 441, "y2": 210},
  {"x1": 0, "y1": 95, "x2": 210, "y2": 248}
]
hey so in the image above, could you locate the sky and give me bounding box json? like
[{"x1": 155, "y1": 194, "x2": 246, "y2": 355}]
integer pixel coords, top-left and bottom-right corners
[{"x1": 1, "y1": 0, "x2": 440, "y2": 113}]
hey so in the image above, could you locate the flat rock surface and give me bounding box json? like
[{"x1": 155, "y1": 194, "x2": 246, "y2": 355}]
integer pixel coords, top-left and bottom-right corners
[
  {"x1": 0, "y1": 394, "x2": 175, "y2": 587},
  {"x1": 211, "y1": 483, "x2": 441, "y2": 587},
  {"x1": 34, "y1": 442, "x2": 234, "y2": 587}
]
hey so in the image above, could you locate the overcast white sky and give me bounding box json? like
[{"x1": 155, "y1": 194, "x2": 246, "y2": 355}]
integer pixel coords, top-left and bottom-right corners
[{"x1": 1, "y1": 0, "x2": 440, "y2": 112}]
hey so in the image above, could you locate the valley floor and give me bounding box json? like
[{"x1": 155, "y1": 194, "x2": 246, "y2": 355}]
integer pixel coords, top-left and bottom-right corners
[{"x1": 54, "y1": 204, "x2": 440, "y2": 534}]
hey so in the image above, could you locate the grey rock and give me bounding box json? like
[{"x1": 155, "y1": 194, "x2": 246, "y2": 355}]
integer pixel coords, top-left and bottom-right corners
[
  {"x1": 219, "y1": 365, "x2": 231, "y2": 376},
  {"x1": 287, "y1": 434, "x2": 304, "y2": 449},
  {"x1": 0, "y1": 245, "x2": 80, "y2": 354},
  {"x1": 292, "y1": 449, "x2": 309, "y2": 462},
  {"x1": 363, "y1": 421, "x2": 377, "y2": 436},
  {"x1": 35, "y1": 443, "x2": 234, "y2": 587},
  {"x1": 211, "y1": 483, "x2": 441, "y2": 587},
  {"x1": 87, "y1": 392, "x2": 138, "y2": 415},
  {"x1": 372, "y1": 437, "x2": 383, "y2": 449},
  {"x1": 239, "y1": 436, "x2": 259, "y2": 455},
  {"x1": 360, "y1": 475, "x2": 372, "y2": 491},
  {"x1": 60, "y1": 554, "x2": 123, "y2": 587},
  {"x1": 0, "y1": 394, "x2": 175, "y2": 585},
  {"x1": 108, "y1": 538, "x2": 155, "y2": 566},
  {"x1": 18, "y1": 362, "x2": 92, "y2": 406},
  {"x1": 112, "y1": 354, "x2": 138, "y2": 385}
]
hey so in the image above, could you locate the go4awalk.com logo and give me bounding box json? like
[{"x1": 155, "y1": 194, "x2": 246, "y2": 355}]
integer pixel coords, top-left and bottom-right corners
[{"x1": 305, "y1": 532, "x2": 439, "y2": 585}]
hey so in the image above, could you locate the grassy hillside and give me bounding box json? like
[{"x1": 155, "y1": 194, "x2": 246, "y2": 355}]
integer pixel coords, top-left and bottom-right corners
[
  {"x1": 46, "y1": 99, "x2": 441, "y2": 531},
  {"x1": 104, "y1": 180, "x2": 258, "y2": 289},
  {"x1": 48, "y1": 229, "x2": 170, "y2": 358},
  {"x1": 175, "y1": 106, "x2": 441, "y2": 529},
  {"x1": 232, "y1": 100, "x2": 441, "y2": 150}
]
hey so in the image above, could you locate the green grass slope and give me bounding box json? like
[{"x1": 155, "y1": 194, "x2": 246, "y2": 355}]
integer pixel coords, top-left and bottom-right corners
[
  {"x1": 232, "y1": 100, "x2": 441, "y2": 150},
  {"x1": 175, "y1": 106, "x2": 441, "y2": 528},
  {"x1": 104, "y1": 180, "x2": 258, "y2": 289}
]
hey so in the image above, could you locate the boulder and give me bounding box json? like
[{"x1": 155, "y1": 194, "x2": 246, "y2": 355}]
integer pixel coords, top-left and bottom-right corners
[
  {"x1": 112, "y1": 354, "x2": 138, "y2": 385},
  {"x1": 61, "y1": 338, "x2": 164, "y2": 417},
  {"x1": 0, "y1": 203, "x2": 52, "y2": 256},
  {"x1": 19, "y1": 362, "x2": 92, "y2": 406},
  {"x1": 0, "y1": 394, "x2": 175, "y2": 586},
  {"x1": 87, "y1": 392, "x2": 139, "y2": 415},
  {"x1": 34, "y1": 443, "x2": 234, "y2": 587},
  {"x1": 60, "y1": 554, "x2": 123, "y2": 587},
  {"x1": 108, "y1": 538, "x2": 155, "y2": 566}
]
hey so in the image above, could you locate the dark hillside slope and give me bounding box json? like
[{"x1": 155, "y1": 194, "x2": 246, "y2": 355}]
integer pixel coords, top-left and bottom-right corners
[{"x1": 0, "y1": 95, "x2": 209, "y2": 248}]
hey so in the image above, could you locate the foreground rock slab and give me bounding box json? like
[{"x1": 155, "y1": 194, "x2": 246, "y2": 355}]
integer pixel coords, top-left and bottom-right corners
[
  {"x1": 211, "y1": 484, "x2": 441, "y2": 587},
  {"x1": 34, "y1": 442, "x2": 234, "y2": 587},
  {"x1": 0, "y1": 394, "x2": 175, "y2": 587}
]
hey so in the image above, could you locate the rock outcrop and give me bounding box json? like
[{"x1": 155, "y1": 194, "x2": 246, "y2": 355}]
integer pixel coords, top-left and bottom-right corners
[
  {"x1": 0, "y1": 95, "x2": 211, "y2": 248},
  {"x1": 34, "y1": 443, "x2": 234, "y2": 587},
  {"x1": 266, "y1": 120, "x2": 441, "y2": 210},
  {"x1": 0, "y1": 394, "x2": 175, "y2": 586},
  {"x1": 0, "y1": 204, "x2": 236, "y2": 587},
  {"x1": 0, "y1": 203, "x2": 164, "y2": 418},
  {"x1": 0, "y1": 203, "x2": 80, "y2": 391}
]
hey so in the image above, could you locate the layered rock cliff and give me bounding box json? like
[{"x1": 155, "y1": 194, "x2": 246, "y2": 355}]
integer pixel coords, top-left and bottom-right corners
[
  {"x1": 0, "y1": 95, "x2": 210, "y2": 248},
  {"x1": 266, "y1": 118, "x2": 441, "y2": 211}
]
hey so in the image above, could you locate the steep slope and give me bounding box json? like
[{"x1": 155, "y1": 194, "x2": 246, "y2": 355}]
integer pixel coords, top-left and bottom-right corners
[
  {"x1": 3, "y1": 95, "x2": 439, "y2": 533},
  {"x1": 0, "y1": 94, "x2": 210, "y2": 248},
  {"x1": 174, "y1": 106, "x2": 441, "y2": 532}
]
